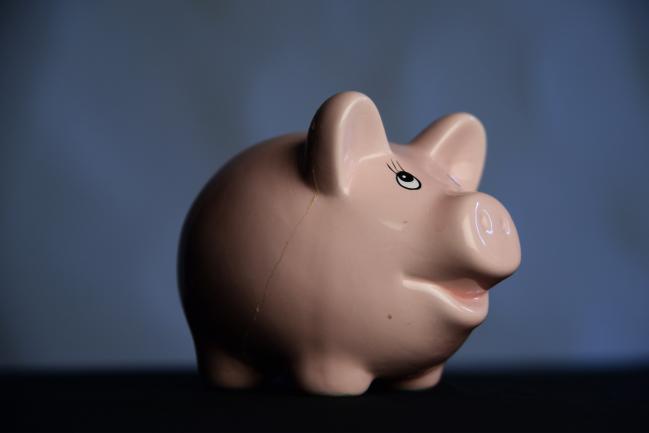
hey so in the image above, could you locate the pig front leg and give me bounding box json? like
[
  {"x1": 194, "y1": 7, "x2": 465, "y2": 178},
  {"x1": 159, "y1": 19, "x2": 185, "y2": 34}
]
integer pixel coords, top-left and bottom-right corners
[
  {"x1": 390, "y1": 364, "x2": 444, "y2": 391},
  {"x1": 197, "y1": 346, "x2": 262, "y2": 389},
  {"x1": 295, "y1": 356, "x2": 374, "y2": 396}
]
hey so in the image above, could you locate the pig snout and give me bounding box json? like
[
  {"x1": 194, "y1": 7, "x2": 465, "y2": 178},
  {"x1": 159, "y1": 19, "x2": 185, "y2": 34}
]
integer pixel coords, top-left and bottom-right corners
[{"x1": 442, "y1": 192, "x2": 521, "y2": 285}]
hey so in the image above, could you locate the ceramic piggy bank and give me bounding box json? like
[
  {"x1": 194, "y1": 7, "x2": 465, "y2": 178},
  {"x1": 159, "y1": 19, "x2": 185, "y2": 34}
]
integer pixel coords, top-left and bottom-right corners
[{"x1": 178, "y1": 91, "x2": 521, "y2": 395}]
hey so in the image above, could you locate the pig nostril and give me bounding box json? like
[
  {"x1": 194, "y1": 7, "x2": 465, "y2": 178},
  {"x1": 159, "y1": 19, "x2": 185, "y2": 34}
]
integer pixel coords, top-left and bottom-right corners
[
  {"x1": 479, "y1": 209, "x2": 494, "y2": 235},
  {"x1": 474, "y1": 201, "x2": 495, "y2": 246},
  {"x1": 466, "y1": 195, "x2": 520, "y2": 277},
  {"x1": 501, "y1": 217, "x2": 511, "y2": 235}
]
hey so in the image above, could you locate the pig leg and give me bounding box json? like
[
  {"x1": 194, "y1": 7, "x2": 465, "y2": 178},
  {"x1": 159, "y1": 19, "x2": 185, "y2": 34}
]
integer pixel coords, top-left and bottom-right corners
[
  {"x1": 295, "y1": 356, "x2": 374, "y2": 396},
  {"x1": 198, "y1": 347, "x2": 262, "y2": 389},
  {"x1": 390, "y1": 364, "x2": 444, "y2": 391}
]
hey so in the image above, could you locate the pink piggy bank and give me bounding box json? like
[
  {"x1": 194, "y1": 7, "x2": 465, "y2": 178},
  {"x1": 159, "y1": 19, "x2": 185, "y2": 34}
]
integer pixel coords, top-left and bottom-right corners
[{"x1": 178, "y1": 91, "x2": 521, "y2": 395}]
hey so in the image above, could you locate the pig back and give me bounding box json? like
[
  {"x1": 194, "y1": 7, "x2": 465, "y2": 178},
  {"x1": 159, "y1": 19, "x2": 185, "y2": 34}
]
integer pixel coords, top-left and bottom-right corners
[{"x1": 178, "y1": 133, "x2": 315, "y2": 354}]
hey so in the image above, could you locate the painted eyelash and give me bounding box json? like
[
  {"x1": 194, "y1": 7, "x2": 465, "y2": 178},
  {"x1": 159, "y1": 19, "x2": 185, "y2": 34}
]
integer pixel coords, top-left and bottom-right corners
[{"x1": 386, "y1": 159, "x2": 404, "y2": 173}]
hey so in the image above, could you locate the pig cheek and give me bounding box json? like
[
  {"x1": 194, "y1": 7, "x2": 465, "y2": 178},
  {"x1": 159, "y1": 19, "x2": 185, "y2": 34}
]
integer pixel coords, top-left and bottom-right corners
[
  {"x1": 397, "y1": 216, "x2": 451, "y2": 279},
  {"x1": 346, "y1": 165, "x2": 452, "y2": 277}
]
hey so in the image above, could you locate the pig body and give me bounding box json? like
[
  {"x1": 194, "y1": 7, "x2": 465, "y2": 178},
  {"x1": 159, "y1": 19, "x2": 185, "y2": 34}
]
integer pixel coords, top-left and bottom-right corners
[{"x1": 178, "y1": 92, "x2": 521, "y2": 395}]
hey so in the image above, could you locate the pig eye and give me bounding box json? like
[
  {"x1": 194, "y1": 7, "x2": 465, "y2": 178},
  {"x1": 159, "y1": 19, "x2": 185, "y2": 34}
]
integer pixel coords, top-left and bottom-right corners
[
  {"x1": 395, "y1": 171, "x2": 421, "y2": 190},
  {"x1": 387, "y1": 160, "x2": 421, "y2": 190}
]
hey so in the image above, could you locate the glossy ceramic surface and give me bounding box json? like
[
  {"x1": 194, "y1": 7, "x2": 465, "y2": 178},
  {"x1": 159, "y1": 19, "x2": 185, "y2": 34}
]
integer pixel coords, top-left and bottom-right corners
[{"x1": 178, "y1": 91, "x2": 521, "y2": 395}]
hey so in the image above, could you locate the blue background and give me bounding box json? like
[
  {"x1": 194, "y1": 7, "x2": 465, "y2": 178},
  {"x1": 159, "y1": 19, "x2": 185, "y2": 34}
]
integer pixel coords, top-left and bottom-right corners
[{"x1": 2, "y1": 0, "x2": 648, "y2": 370}]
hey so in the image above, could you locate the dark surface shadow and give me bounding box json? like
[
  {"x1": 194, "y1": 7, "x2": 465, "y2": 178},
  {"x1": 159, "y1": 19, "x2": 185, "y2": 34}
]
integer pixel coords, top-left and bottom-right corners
[{"x1": 3, "y1": 365, "x2": 648, "y2": 432}]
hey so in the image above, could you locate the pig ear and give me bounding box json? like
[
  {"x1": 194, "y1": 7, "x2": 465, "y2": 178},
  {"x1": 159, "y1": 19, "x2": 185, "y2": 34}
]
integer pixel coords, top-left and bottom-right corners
[
  {"x1": 410, "y1": 113, "x2": 486, "y2": 191},
  {"x1": 305, "y1": 91, "x2": 391, "y2": 195}
]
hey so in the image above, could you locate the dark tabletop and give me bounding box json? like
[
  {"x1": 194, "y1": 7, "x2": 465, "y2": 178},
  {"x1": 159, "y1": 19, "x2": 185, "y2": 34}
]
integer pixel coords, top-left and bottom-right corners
[{"x1": 3, "y1": 366, "x2": 648, "y2": 432}]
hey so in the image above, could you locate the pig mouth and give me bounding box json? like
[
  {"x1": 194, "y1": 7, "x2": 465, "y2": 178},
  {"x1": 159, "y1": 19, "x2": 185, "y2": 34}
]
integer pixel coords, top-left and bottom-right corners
[
  {"x1": 442, "y1": 278, "x2": 489, "y2": 300},
  {"x1": 402, "y1": 277, "x2": 489, "y2": 327}
]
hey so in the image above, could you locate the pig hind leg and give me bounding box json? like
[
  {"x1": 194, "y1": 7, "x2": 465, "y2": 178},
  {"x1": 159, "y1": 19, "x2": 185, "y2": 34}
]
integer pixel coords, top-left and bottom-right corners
[
  {"x1": 390, "y1": 364, "x2": 444, "y2": 391},
  {"x1": 295, "y1": 355, "x2": 374, "y2": 396},
  {"x1": 197, "y1": 346, "x2": 262, "y2": 389}
]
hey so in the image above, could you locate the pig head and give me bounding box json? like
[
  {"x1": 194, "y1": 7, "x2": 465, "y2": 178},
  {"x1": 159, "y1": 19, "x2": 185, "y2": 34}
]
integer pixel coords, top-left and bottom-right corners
[{"x1": 178, "y1": 91, "x2": 521, "y2": 396}]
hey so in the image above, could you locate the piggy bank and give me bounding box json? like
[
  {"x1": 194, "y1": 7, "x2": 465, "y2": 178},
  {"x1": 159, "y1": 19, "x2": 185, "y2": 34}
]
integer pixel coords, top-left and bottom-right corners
[{"x1": 178, "y1": 91, "x2": 521, "y2": 395}]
